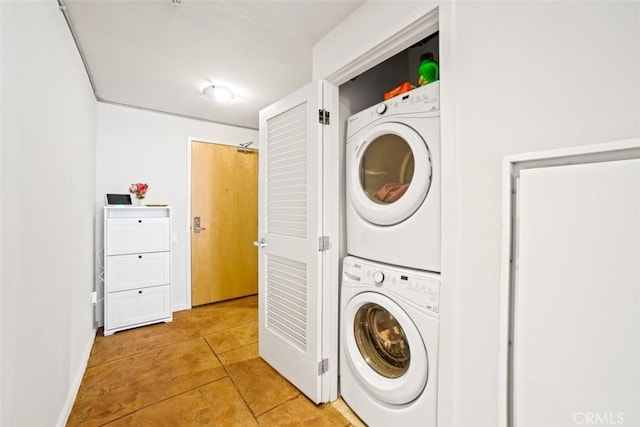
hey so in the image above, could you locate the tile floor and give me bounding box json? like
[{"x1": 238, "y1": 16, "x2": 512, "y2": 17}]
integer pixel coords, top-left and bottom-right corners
[{"x1": 67, "y1": 295, "x2": 365, "y2": 426}]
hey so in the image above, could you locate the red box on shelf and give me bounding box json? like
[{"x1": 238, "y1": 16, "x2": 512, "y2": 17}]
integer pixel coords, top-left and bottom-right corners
[{"x1": 383, "y1": 82, "x2": 416, "y2": 100}]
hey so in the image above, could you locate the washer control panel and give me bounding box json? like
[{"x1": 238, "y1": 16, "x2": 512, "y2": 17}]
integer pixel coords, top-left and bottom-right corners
[
  {"x1": 373, "y1": 271, "x2": 385, "y2": 285},
  {"x1": 343, "y1": 257, "x2": 440, "y2": 313}
]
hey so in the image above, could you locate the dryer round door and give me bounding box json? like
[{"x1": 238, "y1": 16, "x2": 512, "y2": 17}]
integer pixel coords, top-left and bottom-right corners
[
  {"x1": 343, "y1": 291, "x2": 429, "y2": 405},
  {"x1": 349, "y1": 122, "x2": 432, "y2": 226}
]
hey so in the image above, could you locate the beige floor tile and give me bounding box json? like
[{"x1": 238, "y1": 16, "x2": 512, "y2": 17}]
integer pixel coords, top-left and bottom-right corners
[
  {"x1": 105, "y1": 378, "x2": 258, "y2": 427},
  {"x1": 69, "y1": 296, "x2": 349, "y2": 426},
  {"x1": 205, "y1": 321, "x2": 259, "y2": 354},
  {"x1": 257, "y1": 395, "x2": 350, "y2": 427},
  {"x1": 90, "y1": 297, "x2": 257, "y2": 366},
  {"x1": 225, "y1": 357, "x2": 300, "y2": 416},
  {"x1": 89, "y1": 320, "x2": 185, "y2": 367},
  {"x1": 217, "y1": 342, "x2": 260, "y2": 366},
  {"x1": 68, "y1": 338, "x2": 226, "y2": 426},
  {"x1": 330, "y1": 398, "x2": 367, "y2": 427},
  {"x1": 187, "y1": 298, "x2": 258, "y2": 335}
]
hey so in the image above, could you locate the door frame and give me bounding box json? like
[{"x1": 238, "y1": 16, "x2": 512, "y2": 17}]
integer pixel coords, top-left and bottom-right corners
[
  {"x1": 185, "y1": 137, "x2": 257, "y2": 309},
  {"x1": 498, "y1": 137, "x2": 640, "y2": 427}
]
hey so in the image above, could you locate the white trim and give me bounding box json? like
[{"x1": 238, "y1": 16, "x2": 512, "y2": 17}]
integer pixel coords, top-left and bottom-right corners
[
  {"x1": 172, "y1": 302, "x2": 190, "y2": 312},
  {"x1": 498, "y1": 155, "x2": 513, "y2": 427},
  {"x1": 185, "y1": 136, "x2": 258, "y2": 311},
  {"x1": 504, "y1": 137, "x2": 640, "y2": 165},
  {"x1": 55, "y1": 329, "x2": 96, "y2": 427},
  {"x1": 498, "y1": 137, "x2": 640, "y2": 427},
  {"x1": 436, "y1": 3, "x2": 457, "y2": 426},
  {"x1": 0, "y1": 1, "x2": 3, "y2": 419},
  {"x1": 325, "y1": 7, "x2": 439, "y2": 87},
  {"x1": 320, "y1": 80, "x2": 340, "y2": 402},
  {"x1": 186, "y1": 137, "x2": 193, "y2": 310}
]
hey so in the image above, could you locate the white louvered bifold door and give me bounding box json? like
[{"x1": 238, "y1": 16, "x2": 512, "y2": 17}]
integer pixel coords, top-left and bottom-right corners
[{"x1": 257, "y1": 81, "x2": 324, "y2": 403}]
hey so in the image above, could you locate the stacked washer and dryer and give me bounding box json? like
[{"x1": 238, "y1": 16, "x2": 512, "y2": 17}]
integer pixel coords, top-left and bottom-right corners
[{"x1": 340, "y1": 81, "x2": 442, "y2": 426}]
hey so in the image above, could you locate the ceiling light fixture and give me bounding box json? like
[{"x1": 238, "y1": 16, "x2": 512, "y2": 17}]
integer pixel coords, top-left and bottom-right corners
[{"x1": 202, "y1": 84, "x2": 234, "y2": 103}]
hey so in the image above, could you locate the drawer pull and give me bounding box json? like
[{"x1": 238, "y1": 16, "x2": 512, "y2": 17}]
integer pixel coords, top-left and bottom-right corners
[
  {"x1": 138, "y1": 290, "x2": 142, "y2": 294},
  {"x1": 138, "y1": 255, "x2": 142, "y2": 259},
  {"x1": 138, "y1": 220, "x2": 142, "y2": 223}
]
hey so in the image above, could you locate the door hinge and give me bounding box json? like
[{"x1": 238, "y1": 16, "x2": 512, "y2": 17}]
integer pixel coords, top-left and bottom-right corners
[
  {"x1": 318, "y1": 358, "x2": 329, "y2": 375},
  {"x1": 318, "y1": 236, "x2": 330, "y2": 251},
  {"x1": 318, "y1": 109, "x2": 330, "y2": 125}
]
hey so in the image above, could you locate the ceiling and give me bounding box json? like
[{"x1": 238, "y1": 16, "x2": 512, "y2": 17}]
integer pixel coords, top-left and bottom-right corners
[{"x1": 61, "y1": 0, "x2": 365, "y2": 129}]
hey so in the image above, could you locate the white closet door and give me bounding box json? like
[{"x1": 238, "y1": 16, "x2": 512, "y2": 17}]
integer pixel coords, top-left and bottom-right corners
[
  {"x1": 257, "y1": 80, "x2": 329, "y2": 403},
  {"x1": 514, "y1": 158, "x2": 640, "y2": 427}
]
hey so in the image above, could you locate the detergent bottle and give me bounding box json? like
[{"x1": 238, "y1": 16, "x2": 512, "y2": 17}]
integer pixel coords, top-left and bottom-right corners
[{"x1": 418, "y1": 52, "x2": 439, "y2": 86}]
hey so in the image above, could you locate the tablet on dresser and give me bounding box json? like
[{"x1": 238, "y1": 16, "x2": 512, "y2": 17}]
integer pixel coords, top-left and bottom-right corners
[{"x1": 105, "y1": 193, "x2": 132, "y2": 206}]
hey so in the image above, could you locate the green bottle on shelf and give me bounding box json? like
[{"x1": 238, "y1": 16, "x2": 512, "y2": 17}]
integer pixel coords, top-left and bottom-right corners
[{"x1": 418, "y1": 52, "x2": 439, "y2": 86}]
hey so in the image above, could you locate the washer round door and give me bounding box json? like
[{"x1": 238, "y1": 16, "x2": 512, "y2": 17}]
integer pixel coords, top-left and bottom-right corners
[
  {"x1": 343, "y1": 291, "x2": 429, "y2": 405},
  {"x1": 349, "y1": 122, "x2": 432, "y2": 226}
]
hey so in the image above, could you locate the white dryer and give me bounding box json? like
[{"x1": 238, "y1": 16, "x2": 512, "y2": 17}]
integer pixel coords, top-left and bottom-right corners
[
  {"x1": 340, "y1": 256, "x2": 440, "y2": 427},
  {"x1": 346, "y1": 82, "x2": 440, "y2": 272}
]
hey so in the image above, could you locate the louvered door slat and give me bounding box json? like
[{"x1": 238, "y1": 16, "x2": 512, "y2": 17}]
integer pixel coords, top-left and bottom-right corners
[
  {"x1": 265, "y1": 254, "x2": 307, "y2": 351},
  {"x1": 266, "y1": 102, "x2": 308, "y2": 239}
]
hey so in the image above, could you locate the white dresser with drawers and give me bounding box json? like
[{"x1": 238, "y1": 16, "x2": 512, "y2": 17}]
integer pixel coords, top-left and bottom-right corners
[{"x1": 103, "y1": 206, "x2": 172, "y2": 335}]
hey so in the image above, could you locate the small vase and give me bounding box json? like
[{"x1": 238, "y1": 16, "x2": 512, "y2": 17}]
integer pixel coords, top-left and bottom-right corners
[{"x1": 133, "y1": 197, "x2": 144, "y2": 206}]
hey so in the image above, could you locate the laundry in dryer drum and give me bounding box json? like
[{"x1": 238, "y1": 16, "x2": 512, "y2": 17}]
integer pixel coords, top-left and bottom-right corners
[{"x1": 375, "y1": 183, "x2": 410, "y2": 203}]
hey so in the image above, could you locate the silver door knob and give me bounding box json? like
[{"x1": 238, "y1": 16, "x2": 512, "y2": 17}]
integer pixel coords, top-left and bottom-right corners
[
  {"x1": 253, "y1": 238, "x2": 268, "y2": 248},
  {"x1": 194, "y1": 216, "x2": 207, "y2": 233}
]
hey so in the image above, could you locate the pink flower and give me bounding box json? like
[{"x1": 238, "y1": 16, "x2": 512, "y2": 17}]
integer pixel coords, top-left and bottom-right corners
[
  {"x1": 129, "y1": 182, "x2": 149, "y2": 199},
  {"x1": 137, "y1": 183, "x2": 148, "y2": 194}
]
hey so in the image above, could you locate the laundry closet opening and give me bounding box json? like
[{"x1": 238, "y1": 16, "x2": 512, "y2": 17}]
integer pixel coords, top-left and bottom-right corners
[
  {"x1": 336, "y1": 23, "x2": 442, "y2": 426},
  {"x1": 339, "y1": 31, "x2": 439, "y2": 122}
]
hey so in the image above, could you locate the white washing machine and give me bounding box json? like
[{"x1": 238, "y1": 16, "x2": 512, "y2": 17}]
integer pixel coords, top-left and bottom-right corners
[
  {"x1": 340, "y1": 256, "x2": 440, "y2": 427},
  {"x1": 346, "y1": 82, "x2": 440, "y2": 272}
]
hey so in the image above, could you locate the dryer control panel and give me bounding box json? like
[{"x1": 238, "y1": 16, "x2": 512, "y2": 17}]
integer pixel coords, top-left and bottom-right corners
[
  {"x1": 343, "y1": 257, "x2": 440, "y2": 314},
  {"x1": 346, "y1": 81, "x2": 440, "y2": 138}
]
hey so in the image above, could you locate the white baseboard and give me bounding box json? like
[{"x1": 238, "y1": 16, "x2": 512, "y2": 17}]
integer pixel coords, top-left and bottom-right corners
[
  {"x1": 55, "y1": 328, "x2": 96, "y2": 427},
  {"x1": 173, "y1": 303, "x2": 190, "y2": 312}
]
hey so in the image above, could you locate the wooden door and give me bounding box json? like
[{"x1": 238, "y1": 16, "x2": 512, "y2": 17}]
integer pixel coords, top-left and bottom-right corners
[{"x1": 191, "y1": 141, "x2": 258, "y2": 306}]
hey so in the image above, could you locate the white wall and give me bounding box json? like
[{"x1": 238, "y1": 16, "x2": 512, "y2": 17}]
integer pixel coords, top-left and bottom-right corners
[
  {"x1": 96, "y1": 103, "x2": 258, "y2": 311},
  {"x1": 0, "y1": 1, "x2": 4, "y2": 422},
  {"x1": 1, "y1": 2, "x2": 97, "y2": 426},
  {"x1": 313, "y1": 1, "x2": 439, "y2": 83},
  {"x1": 453, "y1": 3, "x2": 639, "y2": 426},
  {"x1": 315, "y1": 1, "x2": 640, "y2": 426}
]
